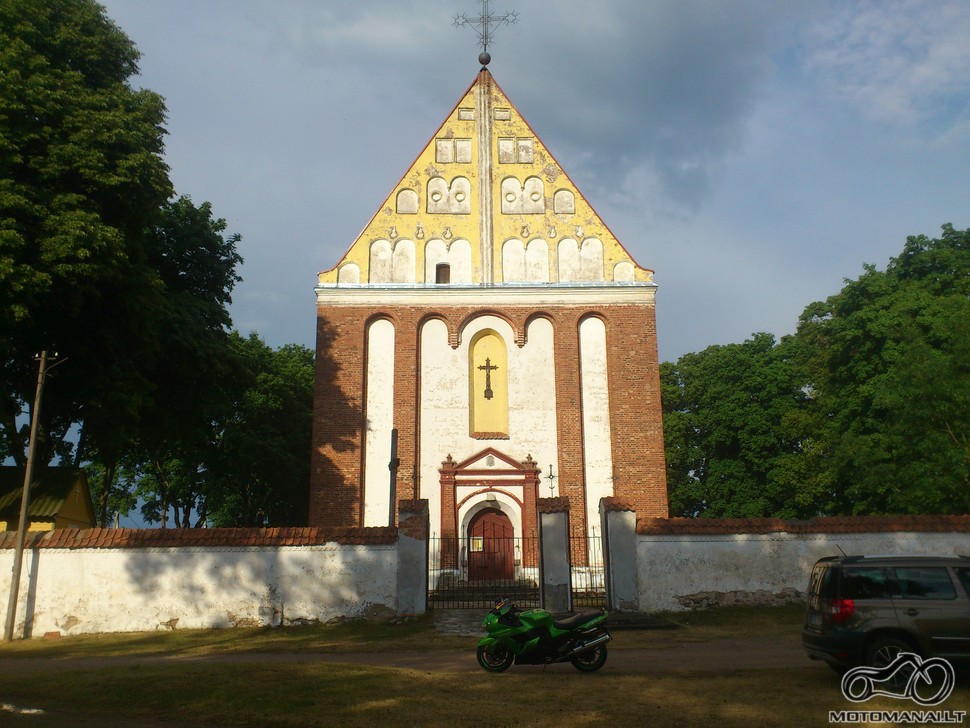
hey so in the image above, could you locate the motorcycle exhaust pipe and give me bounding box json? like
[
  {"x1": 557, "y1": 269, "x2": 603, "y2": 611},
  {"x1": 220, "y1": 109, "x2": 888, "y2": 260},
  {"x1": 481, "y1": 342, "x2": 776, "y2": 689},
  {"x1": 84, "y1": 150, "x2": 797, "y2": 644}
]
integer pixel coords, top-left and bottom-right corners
[{"x1": 561, "y1": 631, "x2": 612, "y2": 660}]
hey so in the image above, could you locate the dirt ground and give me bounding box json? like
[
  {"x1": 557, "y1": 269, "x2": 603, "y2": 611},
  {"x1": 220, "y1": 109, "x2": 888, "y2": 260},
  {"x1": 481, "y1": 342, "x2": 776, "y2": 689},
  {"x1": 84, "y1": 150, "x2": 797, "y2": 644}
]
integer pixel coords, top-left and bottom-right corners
[{"x1": 0, "y1": 633, "x2": 813, "y2": 674}]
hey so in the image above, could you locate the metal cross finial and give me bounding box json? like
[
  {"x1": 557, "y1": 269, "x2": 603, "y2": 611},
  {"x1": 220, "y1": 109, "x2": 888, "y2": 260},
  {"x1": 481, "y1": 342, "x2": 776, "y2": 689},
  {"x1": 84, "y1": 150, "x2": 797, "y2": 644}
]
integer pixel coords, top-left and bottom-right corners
[
  {"x1": 545, "y1": 464, "x2": 557, "y2": 495},
  {"x1": 453, "y1": 0, "x2": 519, "y2": 66}
]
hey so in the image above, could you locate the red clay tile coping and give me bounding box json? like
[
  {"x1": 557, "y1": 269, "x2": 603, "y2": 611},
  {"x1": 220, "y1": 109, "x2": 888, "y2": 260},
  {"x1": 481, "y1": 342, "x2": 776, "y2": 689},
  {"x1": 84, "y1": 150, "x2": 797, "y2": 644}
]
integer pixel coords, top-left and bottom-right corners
[
  {"x1": 637, "y1": 515, "x2": 970, "y2": 535},
  {"x1": 601, "y1": 496, "x2": 637, "y2": 513},
  {"x1": 538, "y1": 497, "x2": 570, "y2": 514},
  {"x1": 0, "y1": 526, "x2": 398, "y2": 550}
]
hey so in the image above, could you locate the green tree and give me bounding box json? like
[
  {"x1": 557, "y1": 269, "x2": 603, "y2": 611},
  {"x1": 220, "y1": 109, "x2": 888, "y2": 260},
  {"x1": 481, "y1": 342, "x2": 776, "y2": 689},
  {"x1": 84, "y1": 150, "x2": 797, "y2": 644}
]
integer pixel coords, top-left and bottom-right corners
[
  {"x1": 122, "y1": 196, "x2": 242, "y2": 527},
  {"x1": 0, "y1": 0, "x2": 172, "y2": 467},
  {"x1": 796, "y1": 224, "x2": 970, "y2": 514},
  {"x1": 662, "y1": 333, "x2": 815, "y2": 518},
  {"x1": 0, "y1": 1, "x2": 250, "y2": 529},
  {"x1": 204, "y1": 333, "x2": 314, "y2": 527},
  {"x1": 85, "y1": 196, "x2": 243, "y2": 527}
]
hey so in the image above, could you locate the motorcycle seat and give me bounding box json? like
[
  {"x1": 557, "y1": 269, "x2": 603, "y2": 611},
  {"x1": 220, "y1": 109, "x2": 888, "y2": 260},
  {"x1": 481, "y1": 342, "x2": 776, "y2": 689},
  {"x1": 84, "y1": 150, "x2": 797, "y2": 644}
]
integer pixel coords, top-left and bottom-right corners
[{"x1": 553, "y1": 611, "x2": 603, "y2": 631}]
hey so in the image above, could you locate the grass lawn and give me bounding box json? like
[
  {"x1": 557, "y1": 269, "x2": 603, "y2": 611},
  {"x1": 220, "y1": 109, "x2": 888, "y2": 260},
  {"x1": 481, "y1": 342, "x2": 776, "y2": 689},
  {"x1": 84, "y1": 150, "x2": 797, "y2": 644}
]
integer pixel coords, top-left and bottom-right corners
[{"x1": 1, "y1": 606, "x2": 967, "y2": 727}]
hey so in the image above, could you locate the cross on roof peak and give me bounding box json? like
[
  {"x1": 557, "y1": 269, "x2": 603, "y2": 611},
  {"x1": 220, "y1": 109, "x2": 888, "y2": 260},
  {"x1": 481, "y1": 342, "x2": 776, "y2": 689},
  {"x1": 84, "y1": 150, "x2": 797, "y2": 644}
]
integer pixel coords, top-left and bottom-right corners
[{"x1": 453, "y1": 0, "x2": 519, "y2": 66}]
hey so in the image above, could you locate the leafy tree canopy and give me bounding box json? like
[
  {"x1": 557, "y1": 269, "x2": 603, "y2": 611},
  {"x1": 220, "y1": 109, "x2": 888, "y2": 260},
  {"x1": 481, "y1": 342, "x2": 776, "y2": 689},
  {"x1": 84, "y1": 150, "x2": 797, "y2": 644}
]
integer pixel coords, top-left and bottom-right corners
[
  {"x1": 664, "y1": 224, "x2": 969, "y2": 518},
  {"x1": 795, "y1": 224, "x2": 969, "y2": 514},
  {"x1": 0, "y1": 0, "x2": 172, "y2": 467},
  {"x1": 662, "y1": 333, "x2": 814, "y2": 518},
  {"x1": 204, "y1": 332, "x2": 315, "y2": 528}
]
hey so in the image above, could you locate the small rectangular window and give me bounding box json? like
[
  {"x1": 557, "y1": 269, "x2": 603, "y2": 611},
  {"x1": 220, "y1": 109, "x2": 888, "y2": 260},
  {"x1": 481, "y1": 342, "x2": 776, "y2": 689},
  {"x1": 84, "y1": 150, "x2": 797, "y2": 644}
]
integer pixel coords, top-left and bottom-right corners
[
  {"x1": 470, "y1": 537, "x2": 484, "y2": 552},
  {"x1": 435, "y1": 263, "x2": 450, "y2": 284}
]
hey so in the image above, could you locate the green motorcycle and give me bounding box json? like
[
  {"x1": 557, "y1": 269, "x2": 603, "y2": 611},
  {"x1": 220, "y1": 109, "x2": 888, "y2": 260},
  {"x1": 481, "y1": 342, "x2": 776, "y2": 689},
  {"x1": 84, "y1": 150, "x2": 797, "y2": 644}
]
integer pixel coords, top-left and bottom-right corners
[{"x1": 476, "y1": 599, "x2": 611, "y2": 673}]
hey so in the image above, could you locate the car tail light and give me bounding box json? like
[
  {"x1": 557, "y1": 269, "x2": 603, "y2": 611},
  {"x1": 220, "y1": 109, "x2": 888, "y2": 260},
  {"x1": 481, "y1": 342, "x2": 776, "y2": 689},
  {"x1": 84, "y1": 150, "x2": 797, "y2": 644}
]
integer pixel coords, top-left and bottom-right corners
[{"x1": 829, "y1": 598, "x2": 855, "y2": 623}]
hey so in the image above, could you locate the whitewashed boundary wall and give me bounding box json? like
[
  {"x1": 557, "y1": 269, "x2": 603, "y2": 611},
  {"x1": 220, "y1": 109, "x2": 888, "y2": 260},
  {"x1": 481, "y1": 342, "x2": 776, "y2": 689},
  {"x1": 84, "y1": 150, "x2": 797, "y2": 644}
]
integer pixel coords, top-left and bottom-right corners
[
  {"x1": 633, "y1": 513, "x2": 970, "y2": 612},
  {"x1": 1, "y1": 501, "x2": 430, "y2": 638}
]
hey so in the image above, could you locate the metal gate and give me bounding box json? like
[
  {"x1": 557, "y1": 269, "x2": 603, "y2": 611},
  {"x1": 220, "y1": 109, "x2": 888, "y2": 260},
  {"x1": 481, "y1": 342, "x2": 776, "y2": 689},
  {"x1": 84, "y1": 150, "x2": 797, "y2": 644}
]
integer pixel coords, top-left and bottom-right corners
[
  {"x1": 428, "y1": 534, "x2": 540, "y2": 609},
  {"x1": 570, "y1": 531, "x2": 607, "y2": 609}
]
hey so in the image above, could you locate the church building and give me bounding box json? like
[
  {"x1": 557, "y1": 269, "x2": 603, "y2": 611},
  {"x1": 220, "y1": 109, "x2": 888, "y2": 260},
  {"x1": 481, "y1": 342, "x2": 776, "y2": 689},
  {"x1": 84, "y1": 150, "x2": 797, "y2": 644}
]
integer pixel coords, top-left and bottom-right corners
[{"x1": 309, "y1": 67, "x2": 667, "y2": 568}]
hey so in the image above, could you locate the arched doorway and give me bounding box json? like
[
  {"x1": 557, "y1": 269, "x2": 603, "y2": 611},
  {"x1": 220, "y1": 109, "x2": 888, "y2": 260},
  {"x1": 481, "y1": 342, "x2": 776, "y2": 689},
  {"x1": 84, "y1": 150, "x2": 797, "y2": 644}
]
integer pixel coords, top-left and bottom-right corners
[{"x1": 467, "y1": 508, "x2": 514, "y2": 581}]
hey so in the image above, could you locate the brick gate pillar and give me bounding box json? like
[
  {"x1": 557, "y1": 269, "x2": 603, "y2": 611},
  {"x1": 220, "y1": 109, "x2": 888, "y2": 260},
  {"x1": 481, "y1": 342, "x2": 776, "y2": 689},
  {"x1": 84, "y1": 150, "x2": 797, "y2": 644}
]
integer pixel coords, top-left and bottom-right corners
[
  {"x1": 521, "y1": 455, "x2": 540, "y2": 568},
  {"x1": 438, "y1": 455, "x2": 458, "y2": 569}
]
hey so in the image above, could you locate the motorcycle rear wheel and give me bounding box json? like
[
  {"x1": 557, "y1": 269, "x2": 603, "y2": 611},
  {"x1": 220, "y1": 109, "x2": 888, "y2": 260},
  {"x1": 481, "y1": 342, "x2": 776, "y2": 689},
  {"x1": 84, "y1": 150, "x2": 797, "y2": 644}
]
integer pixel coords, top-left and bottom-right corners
[
  {"x1": 571, "y1": 644, "x2": 608, "y2": 672},
  {"x1": 477, "y1": 644, "x2": 514, "y2": 673}
]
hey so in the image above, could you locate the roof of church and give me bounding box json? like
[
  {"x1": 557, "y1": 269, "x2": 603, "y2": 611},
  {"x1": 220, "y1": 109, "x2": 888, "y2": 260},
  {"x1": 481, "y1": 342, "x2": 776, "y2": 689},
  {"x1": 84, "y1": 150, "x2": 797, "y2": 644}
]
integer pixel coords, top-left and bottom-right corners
[{"x1": 318, "y1": 69, "x2": 653, "y2": 288}]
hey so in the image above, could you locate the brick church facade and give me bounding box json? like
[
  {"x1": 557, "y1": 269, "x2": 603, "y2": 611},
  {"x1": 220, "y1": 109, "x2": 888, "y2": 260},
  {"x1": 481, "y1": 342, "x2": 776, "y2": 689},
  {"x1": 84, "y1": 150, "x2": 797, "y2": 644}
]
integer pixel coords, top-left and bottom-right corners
[{"x1": 309, "y1": 69, "x2": 667, "y2": 561}]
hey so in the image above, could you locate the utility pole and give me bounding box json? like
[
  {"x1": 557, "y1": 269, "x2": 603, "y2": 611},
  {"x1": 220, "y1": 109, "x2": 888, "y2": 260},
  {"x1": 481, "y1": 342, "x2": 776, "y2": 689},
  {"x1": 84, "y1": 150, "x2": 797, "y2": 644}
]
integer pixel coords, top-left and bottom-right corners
[{"x1": 4, "y1": 351, "x2": 59, "y2": 642}]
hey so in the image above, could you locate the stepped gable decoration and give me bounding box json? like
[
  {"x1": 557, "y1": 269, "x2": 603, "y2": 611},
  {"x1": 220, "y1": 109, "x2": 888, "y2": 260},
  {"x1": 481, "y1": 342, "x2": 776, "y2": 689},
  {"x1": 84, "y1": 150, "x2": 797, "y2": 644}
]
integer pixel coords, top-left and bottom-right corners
[{"x1": 316, "y1": 52, "x2": 652, "y2": 289}]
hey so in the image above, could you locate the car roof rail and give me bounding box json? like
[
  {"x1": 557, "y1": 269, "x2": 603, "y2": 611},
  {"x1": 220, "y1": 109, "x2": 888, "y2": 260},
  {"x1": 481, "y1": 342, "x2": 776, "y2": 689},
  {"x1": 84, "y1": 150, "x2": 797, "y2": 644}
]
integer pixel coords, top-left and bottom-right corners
[{"x1": 841, "y1": 554, "x2": 966, "y2": 563}]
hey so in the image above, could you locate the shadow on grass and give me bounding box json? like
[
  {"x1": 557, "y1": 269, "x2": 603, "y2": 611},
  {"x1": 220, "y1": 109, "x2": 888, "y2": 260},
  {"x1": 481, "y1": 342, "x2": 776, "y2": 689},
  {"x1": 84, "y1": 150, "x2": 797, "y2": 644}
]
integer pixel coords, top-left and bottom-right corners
[
  {"x1": 0, "y1": 605, "x2": 812, "y2": 660},
  {"x1": 2, "y1": 659, "x2": 966, "y2": 728}
]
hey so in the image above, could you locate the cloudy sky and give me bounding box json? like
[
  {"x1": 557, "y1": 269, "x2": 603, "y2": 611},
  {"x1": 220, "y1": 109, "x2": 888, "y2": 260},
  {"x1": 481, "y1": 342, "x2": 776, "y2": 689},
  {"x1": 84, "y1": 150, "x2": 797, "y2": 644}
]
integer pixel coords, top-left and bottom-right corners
[{"x1": 99, "y1": 0, "x2": 970, "y2": 363}]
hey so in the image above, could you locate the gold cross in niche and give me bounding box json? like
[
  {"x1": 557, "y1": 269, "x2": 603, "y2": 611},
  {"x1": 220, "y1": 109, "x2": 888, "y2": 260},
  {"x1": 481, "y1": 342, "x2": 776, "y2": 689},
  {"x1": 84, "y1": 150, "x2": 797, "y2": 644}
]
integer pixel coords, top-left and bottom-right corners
[{"x1": 478, "y1": 357, "x2": 498, "y2": 399}]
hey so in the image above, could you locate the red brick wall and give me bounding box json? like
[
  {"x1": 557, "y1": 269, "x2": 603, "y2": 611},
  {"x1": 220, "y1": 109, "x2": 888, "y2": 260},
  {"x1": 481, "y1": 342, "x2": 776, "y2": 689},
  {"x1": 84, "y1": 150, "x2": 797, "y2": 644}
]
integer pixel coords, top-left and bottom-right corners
[
  {"x1": 309, "y1": 307, "x2": 366, "y2": 528},
  {"x1": 604, "y1": 304, "x2": 669, "y2": 519},
  {"x1": 309, "y1": 299, "x2": 669, "y2": 529},
  {"x1": 552, "y1": 310, "x2": 589, "y2": 544}
]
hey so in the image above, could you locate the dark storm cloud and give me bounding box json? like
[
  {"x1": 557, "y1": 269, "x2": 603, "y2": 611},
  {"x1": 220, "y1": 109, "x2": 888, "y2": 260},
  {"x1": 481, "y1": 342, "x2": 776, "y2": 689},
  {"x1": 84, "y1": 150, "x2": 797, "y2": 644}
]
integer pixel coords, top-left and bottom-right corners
[
  {"x1": 98, "y1": 0, "x2": 970, "y2": 361},
  {"x1": 498, "y1": 0, "x2": 798, "y2": 207},
  {"x1": 268, "y1": 0, "x2": 806, "y2": 208}
]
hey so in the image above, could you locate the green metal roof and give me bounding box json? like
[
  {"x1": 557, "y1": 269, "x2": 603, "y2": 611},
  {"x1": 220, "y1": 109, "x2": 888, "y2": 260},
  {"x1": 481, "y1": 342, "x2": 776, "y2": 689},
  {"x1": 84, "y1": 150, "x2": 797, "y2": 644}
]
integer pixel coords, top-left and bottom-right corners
[{"x1": 0, "y1": 467, "x2": 87, "y2": 521}]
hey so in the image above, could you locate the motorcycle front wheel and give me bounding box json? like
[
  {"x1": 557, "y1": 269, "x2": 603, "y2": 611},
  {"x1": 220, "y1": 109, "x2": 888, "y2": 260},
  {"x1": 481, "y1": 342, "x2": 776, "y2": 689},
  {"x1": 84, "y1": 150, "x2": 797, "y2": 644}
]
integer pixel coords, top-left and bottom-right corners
[
  {"x1": 477, "y1": 644, "x2": 514, "y2": 673},
  {"x1": 571, "y1": 644, "x2": 608, "y2": 672}
]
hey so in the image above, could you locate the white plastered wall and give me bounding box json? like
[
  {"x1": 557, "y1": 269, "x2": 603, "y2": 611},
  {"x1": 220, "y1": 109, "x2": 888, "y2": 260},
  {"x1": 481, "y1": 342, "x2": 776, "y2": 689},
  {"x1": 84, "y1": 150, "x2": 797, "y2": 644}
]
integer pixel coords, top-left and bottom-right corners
[
  {"x1": 579, "y1": 317, "x2": 614, "y2": 540},
  {"x1": 1, "y1": 544, "x2": 397, "y2": 637},
  {"x1": 364, "y1": 318, "x2": 395, "y2": 527},
  {"x1": 419, "y1": 315, "x2": 559, "y2": 538},
  {"x1": 636, "y1": 532, "x2": 970, "y2": 612}
]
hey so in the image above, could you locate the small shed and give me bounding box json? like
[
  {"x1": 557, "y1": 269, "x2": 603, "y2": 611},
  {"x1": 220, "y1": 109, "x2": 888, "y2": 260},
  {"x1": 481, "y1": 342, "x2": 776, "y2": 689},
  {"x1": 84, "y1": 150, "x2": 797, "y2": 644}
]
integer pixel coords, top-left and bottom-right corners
[{"x1": 0, "y1": 467, "x2": 96, "y2": 531}]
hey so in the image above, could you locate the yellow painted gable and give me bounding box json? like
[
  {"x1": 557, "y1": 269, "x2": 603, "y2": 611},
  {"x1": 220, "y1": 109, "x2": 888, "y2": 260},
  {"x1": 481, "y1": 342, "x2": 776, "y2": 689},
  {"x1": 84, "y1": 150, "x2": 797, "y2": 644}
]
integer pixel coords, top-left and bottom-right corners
[{"x1": 318, "y1": 70, "x2": 652, "y2": 287}]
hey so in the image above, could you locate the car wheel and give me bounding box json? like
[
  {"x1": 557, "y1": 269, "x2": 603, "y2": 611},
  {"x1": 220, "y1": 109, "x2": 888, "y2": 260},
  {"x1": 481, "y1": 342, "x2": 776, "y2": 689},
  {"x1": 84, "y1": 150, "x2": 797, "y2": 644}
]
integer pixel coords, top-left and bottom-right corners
[
  {"x1": 865, "y1": 636, "x2": 916, "y2": 668},
  {"x1": 864, "y1": 636, "x2": 917, "y2": 692}
]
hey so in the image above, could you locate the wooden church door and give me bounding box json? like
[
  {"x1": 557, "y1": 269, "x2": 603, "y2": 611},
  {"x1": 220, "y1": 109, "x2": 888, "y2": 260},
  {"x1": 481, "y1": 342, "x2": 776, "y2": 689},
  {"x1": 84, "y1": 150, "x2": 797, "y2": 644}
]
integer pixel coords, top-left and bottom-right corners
[{"x1": 468, "y1": 508, "x2": 514, "y2": 581}]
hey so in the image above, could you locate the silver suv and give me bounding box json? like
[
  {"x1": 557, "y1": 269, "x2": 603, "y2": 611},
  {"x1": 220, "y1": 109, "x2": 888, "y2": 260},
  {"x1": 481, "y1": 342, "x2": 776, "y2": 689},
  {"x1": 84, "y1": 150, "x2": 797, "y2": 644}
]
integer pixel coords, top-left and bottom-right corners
[{"x1": 802, "y1": 555, "x2": 970, "y2": 672}]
